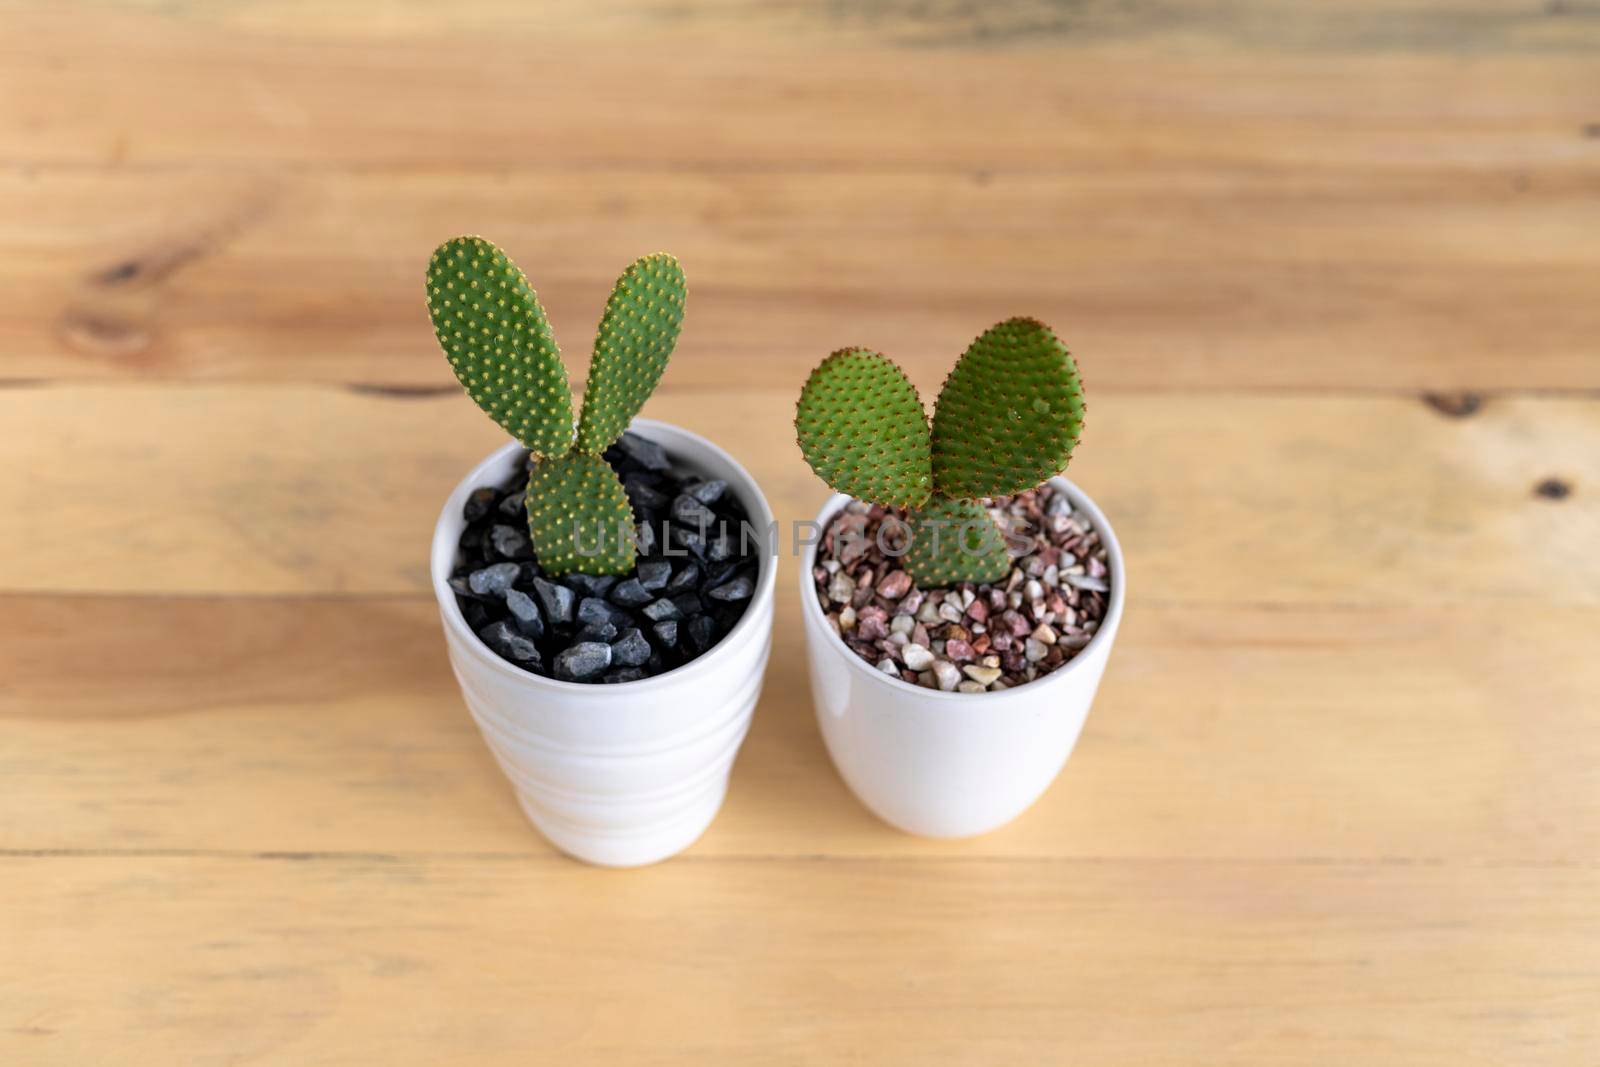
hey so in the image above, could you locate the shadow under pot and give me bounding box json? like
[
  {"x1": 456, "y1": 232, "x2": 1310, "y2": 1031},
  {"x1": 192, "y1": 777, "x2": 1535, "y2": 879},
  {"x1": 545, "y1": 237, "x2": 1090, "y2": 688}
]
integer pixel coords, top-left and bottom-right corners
[
  {"x1": 798, "y1": 476, "x2": 1126, "y2": 838},
  {"x1": 431, "y1": 419, "x2": 776, "y2": 867}
]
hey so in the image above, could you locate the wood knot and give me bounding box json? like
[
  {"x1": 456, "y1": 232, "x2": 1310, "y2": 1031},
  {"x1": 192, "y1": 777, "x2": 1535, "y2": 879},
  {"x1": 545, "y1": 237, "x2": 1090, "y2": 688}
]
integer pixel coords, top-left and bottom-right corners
[
  {"x1": 93, "y1": 259, "x2": 144, "y2": 287},
  {"x1": 1534, "y1": 478, "x2": 1572, "y2": 501},
  {"x1": 1422, "y1": 392, "x2": 1483, "y2": 418},
  {"x1": 58, "y1": 305, "x2": 153, "y2": 358}
]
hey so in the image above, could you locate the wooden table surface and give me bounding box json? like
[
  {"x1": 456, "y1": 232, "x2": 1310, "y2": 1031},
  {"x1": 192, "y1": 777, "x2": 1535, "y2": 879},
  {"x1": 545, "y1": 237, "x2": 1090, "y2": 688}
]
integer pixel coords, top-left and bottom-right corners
[{"x1": 3, "y1": 2, "x2": 1598, "y2": 1063}]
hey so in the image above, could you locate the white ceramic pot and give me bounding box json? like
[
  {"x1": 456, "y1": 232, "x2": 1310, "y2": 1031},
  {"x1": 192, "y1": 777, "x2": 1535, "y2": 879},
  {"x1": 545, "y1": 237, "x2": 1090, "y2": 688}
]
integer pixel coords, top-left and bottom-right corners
[
  {"x1": 430, "y1": 419, "x2": 776, "y2": 867},
  {"x1": 799, "y1": 477, "x2": 1125, "y2": 838}
]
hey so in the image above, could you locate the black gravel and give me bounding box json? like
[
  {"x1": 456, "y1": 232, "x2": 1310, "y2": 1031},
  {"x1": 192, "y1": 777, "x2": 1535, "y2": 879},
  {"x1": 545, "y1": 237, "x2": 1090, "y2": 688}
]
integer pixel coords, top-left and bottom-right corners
[
  {"x1": 451, "y1": 432, "x2": 761, "y2": 683},
  {"x1": 530, "y1": 577, "x2": 575, "y2": 626},
  {"x1": 637, "y1": 560, "x2": 672, "y2": 591},
  {"x1": 612, "y1": 628, "x2": 651, "y2": 667},
  {"x1": 504, "y1": 589, "x2": 545, "y2": 639},
  {"x1": 467, "y1": 562, "x2": 519, "y2": 597},
  {"x1": 554, "y1": 641, "x2": 611, "y2": 681},
  {"x1": 478, "y1": 620, "x2": 542, "y2": 671},
  {"x1": 489, "y1": 524, "x2": 531, "y2": 560},
  {"x1": 708, "y1": 575, "x2": 754, "y2": 602},
  {"x1": 666, "y1": 563, "x2": 700, "y2": 594},
  {"x1": 651, "y1": 619, "x2": 679, "y2": 648},
  {"x1": 577, "y1": 621, "x2": 618, "y2": 644},
  {"x1": 610, "y1": 577, "x2": 654, "y2": 607}
]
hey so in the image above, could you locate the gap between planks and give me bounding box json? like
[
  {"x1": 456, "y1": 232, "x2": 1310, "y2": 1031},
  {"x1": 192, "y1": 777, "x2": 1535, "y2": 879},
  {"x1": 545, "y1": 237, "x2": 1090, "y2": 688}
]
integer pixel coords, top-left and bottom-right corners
[{"x1": 2, "y1": 849, "x2": 1595, "y2": 870}]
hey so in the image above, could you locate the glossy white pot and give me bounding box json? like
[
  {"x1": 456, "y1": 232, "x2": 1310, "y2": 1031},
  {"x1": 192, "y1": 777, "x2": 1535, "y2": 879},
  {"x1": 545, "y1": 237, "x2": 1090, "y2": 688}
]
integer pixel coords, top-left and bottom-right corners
[
  {"x1": 799, "y1": 477, "x2": 1125, "y2": 837},
  {"x1": 431, "y1": 419, "x2": 776, "y2": 867}
]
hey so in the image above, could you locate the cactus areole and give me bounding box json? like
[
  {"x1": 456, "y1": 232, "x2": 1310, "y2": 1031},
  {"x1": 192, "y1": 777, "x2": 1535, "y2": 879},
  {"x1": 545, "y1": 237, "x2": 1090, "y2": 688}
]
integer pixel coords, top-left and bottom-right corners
[
  {"x1": 794, "y1": 318, "x2": 1085, "y2": 586},
  {"x1": 426, "y1": 236, "x2": 686, "y2": 576}
]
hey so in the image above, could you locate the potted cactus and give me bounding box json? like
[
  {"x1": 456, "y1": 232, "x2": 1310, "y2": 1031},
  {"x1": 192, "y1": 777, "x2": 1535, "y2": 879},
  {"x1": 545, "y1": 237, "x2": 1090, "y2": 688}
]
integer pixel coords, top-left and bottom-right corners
[
  {"x1": 794, "y1": 318, "x2": 1125, "y2": 837},
  {"x1": 426, "y1": 236, "x2": 776, "y2": 867}
]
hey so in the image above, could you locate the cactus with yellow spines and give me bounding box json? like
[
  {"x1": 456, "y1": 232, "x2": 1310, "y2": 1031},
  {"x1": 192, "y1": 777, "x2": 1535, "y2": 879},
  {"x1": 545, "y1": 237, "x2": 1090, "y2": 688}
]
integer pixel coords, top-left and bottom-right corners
[
  {"x1": 795, "y1": 317, "x2": 1084, "y2": 586},
  {"x1": 427, "y1": 236, "x2": 685, "y2": 575}
]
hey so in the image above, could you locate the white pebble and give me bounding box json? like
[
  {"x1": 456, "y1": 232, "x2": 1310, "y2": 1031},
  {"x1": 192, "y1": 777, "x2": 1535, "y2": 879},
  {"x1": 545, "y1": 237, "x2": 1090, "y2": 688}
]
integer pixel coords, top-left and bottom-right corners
[
  {"x1": 937, "y1": 601, "x2": 963, "y2": 624},
  {"x1": 932, "y1": 660, "x2": 962, "y2": 691},
  {"x1": 960, "y1": 588, "x2": 976, "y2": 609},
  {"x1": 1024, "y1": 578, "x2": 1043, "y2": 601},
  {"x1": 916, "y1": 600, "x2": 942, "y2": 625},
  {"x1": 1043, "y1": 564, "x2": 1059, "y2": 587},
  {"x1": 1024, "y1": 637, "x2": 1048, "y2": 662},
  {"x1": 838, "y1": 605, "x2": 857, "y2": 631},
  {"x1": 827, "y1": 571, "x2": 856, "y2": 604},
  {"x1": 876, "y1": 658, "x2": 898, "y2": 675},
  {"x1": 890, "y1": 614, "x2": 915, "y2": 635},
  {"x1": 902, "y1": 643, "x2": 935, "y2": 670},
  {"x1": 1031, "y1": 623, "x2": 1057, "y2": 645},
  {"x1": 1064, "y1": 573, "x2": 1109, "y2": 593},
  {"x1": 822, "y1": 559, "x2": 842, "y2": 574},
  {"x1": 962, "y1": 664, "x2": 1002, "y2": 685},
  {"x1": 956, "y1": 680, "x2": 987, "y2": 694}
]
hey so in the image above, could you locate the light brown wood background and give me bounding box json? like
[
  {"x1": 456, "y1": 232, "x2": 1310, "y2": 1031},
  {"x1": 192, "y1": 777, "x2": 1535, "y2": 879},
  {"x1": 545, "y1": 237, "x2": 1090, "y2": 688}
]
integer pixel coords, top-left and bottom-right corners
[{"x1": 2, "y1": 2, "x2": 1598, "y2": 1063}]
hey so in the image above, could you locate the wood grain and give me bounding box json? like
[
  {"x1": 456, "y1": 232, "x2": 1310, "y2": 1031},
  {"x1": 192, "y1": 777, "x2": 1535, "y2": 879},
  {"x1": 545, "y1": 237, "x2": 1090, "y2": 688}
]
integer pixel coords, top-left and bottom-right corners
[
  {"x1": 6, "y1": 3, "x2": 1598, "y2": 171},
  {"x1": 2, "y1": 594, "x2": 1596, "y2": 864},
  {"x1": 4, "y1": 854, "x2": 1596, "y2": 1065},
  {"x1": 2, "y1": 0, "x2": 1597, "y2": 392},
  {"x1": 1, "y1": 385, "x2": 1593, "y2": 602},
  {"x1": 8, "y1": 169, "x2": 1598, "y2": 391}
]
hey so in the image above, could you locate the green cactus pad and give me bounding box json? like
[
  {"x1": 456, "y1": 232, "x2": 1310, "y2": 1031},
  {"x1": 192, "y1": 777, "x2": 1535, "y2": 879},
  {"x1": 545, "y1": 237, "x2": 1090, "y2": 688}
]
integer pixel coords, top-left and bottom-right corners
[
  {"x1": 427, "y1": 236, "x2": 574, "y2": 458},
  {"x1": 576, "y1": 253, "x2": 687, "y2": 454},
  {"x1": 903, "y1": 495, "x2": 1012, "y2": 586},
  {"x1": 795, "y1": 348, "x2": 933, "y2": 510},
  {"x1": 525, "y1": 452, "x2": 637, "y2": 575},
  {"x1": 930, "y1": 317, "x2": 1084, "y2": 500}
]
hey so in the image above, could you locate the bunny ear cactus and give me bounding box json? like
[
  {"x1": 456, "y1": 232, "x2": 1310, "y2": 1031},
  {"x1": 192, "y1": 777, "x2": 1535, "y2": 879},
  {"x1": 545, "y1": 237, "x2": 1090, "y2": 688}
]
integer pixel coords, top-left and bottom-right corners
[
  {"x1": 427, "y1": 237, "x2": 686, "y2": 576},
  {"x1": 795, "y1": 317, "x2": 1084, "y2": 587},
  {"x1": 931, "y1": 318, "x2": 1085, "y2": 499},
  {"x1": 427, "y1": 236, "x2": 574, "y2": 457},
  {"x1": 523, "y1": 452, "x2": 638, "y2": 574},
  {"x1": 576, "y1": 253, "x2": 686, "y2": 452},
  {"x1": 795, "y1": 349, "x2": 933, "y2": 510}
]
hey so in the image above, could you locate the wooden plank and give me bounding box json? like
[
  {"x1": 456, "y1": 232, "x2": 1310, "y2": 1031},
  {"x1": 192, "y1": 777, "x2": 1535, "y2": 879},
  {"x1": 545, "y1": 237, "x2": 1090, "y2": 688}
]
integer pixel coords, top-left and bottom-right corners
[
  {"x1": 0, "y1": 385, "x2": 1594, "y2": 602},
  {"x1": 6, "y1": 169, "x2": 1598, "y2": 391},
  {"x1": 4, "y1": 2, "x2": 1598, "y2": 171},
  {"x1": 3, "y1": 854, "x2": 1596, "y2": 1063},
  {"x1": 3, "y1": 595, "x2": 1595, "y2": 862}
]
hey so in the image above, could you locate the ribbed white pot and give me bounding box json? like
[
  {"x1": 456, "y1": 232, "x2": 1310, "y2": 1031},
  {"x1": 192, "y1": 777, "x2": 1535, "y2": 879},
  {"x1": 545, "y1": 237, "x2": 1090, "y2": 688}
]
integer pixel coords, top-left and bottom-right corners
[
  {"x1": 799, "y1": 476, "x2": 1126, "y2": 838},
  {"x1": 430, "y1": 419, "x2": 776, "y2": 867}
]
